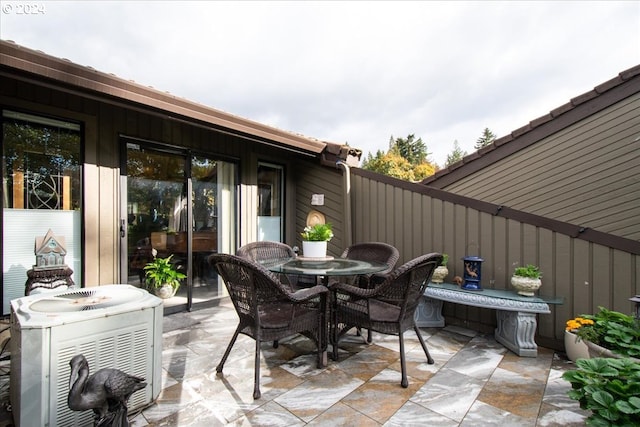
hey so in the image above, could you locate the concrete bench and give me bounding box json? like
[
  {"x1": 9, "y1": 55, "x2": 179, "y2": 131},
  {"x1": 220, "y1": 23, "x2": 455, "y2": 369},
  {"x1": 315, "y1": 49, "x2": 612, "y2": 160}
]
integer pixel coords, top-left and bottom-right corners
[{"x1": 415, "y1": 282, "x2": 562, "y2": 357}]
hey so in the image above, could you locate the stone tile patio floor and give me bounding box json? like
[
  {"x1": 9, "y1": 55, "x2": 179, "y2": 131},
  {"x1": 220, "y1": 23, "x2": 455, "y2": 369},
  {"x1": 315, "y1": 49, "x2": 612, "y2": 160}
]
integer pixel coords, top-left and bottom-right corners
[{"x1": 0, "y1": 299, "x2": 590, "y2": 426}]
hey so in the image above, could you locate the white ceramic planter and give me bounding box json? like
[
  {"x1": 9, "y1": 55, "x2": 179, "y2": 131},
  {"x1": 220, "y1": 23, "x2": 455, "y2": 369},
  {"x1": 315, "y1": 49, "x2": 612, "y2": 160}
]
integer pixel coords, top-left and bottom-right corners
[
  {"x1": 302, "y1": 241, "x2": 327, "y2": 258},
  {"x1": 432, "y1": 266, "x2": 448, "y2": 283},
  {"x1": 564, "y1": 330, "x2": 590, "y2": 362},
  {"x1": 155, "y1": 284, "x2": 177, "y2": 299},
  {"x1": 511, "y1": 276, "x2": 541, "y2": 296}
]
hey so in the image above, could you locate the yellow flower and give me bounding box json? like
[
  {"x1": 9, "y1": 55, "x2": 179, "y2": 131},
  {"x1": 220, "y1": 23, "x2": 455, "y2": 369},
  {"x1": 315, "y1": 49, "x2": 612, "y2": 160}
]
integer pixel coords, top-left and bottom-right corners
[{"x1": 565, "y1": 316, "x2": 594, "y2": 331}]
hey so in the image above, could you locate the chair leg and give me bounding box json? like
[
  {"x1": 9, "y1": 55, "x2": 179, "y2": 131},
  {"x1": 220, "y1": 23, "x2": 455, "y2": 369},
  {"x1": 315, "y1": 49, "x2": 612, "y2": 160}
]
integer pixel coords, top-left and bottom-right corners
[
  {"x1": 414, "y1": 325, "x2": 434, "y2": 364},
  {"x1": 399, "y1": 332, "x2": 408, "y2": 388},
  {"x1": 253, "y1": 338, "x2": 262, "y2": 399},
  {"x1": 216, "y1": 327, "x2": 240, "y2": 372}
]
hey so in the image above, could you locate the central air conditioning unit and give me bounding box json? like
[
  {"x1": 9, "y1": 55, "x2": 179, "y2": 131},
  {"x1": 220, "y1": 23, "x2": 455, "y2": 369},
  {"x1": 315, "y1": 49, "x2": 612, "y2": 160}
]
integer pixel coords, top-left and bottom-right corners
[{"x1": 10, "y1": 285, "x2": 163, "y2": 427}]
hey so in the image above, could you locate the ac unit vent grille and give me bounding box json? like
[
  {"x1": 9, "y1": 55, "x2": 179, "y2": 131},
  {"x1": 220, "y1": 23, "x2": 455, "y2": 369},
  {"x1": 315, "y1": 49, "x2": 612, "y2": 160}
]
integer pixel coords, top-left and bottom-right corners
[{"x1": 29, "y1": 287, "x2": 143, "y2": 313}]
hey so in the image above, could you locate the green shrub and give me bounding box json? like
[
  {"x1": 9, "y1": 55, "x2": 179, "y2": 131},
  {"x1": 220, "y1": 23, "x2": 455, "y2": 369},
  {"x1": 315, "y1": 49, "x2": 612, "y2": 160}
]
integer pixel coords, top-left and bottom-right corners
[{"x1": 563, "y1": 357, "x2": 640, "y2": 426}]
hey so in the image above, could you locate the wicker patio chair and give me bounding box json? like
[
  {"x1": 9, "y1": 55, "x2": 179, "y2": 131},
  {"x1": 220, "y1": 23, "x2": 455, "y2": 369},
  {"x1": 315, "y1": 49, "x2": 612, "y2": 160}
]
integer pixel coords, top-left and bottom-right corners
[
  {"x1": 331, "y1": 252, "x2": 443, "y2": 388},
  {"x1": 338, "y1": 242, "x2": 400, "y2": 342},
  {"x1": 236, "y1": 241, "x2": 302, "y2": 289},
  {"x1": 208, "y1": 253, "x2": 328, "y2": 399}
]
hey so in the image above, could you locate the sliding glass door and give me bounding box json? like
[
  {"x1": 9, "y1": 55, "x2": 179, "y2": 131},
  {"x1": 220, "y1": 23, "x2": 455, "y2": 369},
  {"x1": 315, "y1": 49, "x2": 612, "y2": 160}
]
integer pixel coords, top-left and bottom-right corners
[{"x1": 122, "y1": 140, "x2": 236, "y2": 311}]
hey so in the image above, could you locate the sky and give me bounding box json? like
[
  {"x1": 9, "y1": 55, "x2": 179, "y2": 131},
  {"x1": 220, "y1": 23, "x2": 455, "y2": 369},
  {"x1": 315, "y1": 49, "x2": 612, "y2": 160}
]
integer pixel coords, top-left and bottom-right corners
[{"x1": 1, "y1": 1, "x2": 639, "y2": 166}]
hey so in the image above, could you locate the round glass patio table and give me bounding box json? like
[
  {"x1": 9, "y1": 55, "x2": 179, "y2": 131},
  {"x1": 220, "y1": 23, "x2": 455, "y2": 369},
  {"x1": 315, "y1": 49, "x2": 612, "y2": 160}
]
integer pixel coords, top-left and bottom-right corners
[
  {"x1": 267, "y1": 257, "x2": 388, "y2": 283},
  {"x1": 267, "y1": 257, "x2": 388, "y2": 366}
]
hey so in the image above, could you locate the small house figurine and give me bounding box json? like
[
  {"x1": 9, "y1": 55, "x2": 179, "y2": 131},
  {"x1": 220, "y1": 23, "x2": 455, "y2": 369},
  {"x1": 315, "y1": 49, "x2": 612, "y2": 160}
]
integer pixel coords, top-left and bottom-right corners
[
  {"x1": 34, "y1": 229, "x2": 67, "y2": 270},
  {"x1": 26, "y1": 229, "x2": 75, "y2": 295}
]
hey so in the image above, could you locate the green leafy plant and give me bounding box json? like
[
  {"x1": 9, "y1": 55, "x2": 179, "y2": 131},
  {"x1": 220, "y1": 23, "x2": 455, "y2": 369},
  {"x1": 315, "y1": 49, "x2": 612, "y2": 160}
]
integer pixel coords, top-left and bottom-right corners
[
  {"x1": 300, "y1": 223, "x2": 333, "y2": 242},
  {"x1": 513, "y1": 264, "x2": 542, "y2": 279},
  {"x1": 440, "y1": 253, "x2": 449, "y2": 266},
  {"x1": 570, "y1": 307, "x2": 640, "y2": 359},
  {"x1": 144, "y1": 254, "x2": 186, "y2": 291},
  {"x1": 563, "y1": 357, "x2": 640, "y2": 426}
]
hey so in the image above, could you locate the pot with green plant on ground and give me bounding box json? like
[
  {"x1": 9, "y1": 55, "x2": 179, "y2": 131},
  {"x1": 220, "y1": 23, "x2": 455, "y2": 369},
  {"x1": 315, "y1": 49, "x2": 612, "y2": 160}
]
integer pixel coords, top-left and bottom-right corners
[
  {"x1": 300, "y1": 223, "x2": 333, "y2": 258},
  {"x1": 431, "y1": 253, "x2": 449, "y2": 283},
  {"x1": 511, "y1": 264, "x2": 542, "y2": 296},
  {"x1": 570, "y1": 307, "x2": 640, "y2": 361},
  {"x1": 563, "y1": 357, "x2": 640, "y2": 426},
  {"x1": 144, "y1": 252, "x2": 186, "y2": 299}
]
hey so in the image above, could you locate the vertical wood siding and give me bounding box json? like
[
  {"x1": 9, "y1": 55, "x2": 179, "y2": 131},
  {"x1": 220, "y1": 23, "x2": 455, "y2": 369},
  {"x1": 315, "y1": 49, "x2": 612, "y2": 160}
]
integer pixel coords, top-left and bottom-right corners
[
  {"x1": 1, "y1": 78, "x2": 317, "y2": 289},
  {"x1": 293, "y1": 160, "x2": 345, "y2": 257},
  {"x1": 351, "y1": 171, "x2": 639, "y2": 350},
  {"x1": 442, "y1": 93, "x2": 640, "y2": 241}
]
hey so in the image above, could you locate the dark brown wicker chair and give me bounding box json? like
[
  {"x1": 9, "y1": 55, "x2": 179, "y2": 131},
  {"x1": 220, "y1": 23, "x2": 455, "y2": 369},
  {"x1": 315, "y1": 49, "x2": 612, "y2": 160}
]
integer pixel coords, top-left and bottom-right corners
[
  {"x1": 338, "y1": 242, "x2": 400, "y2": 342},
  {"x1": 236, "y1": 241, "x2": 302, "y2": 289},
  {"x1": 331, "y1": 252, "x2": 443, "y2": 388},
  {"x1": 208, "y1": 253, "x2": 328, "y2": 399}
]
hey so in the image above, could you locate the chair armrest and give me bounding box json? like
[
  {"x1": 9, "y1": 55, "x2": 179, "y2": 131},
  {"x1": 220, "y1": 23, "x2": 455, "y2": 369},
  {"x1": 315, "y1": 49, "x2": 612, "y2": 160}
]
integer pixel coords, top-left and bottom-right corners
[
  {"x1": 288, "y1": 285, "x2": 329, "y2": 302},
  {"x1": 330, "y1": 282, "x2": 378, "y2": 298}
]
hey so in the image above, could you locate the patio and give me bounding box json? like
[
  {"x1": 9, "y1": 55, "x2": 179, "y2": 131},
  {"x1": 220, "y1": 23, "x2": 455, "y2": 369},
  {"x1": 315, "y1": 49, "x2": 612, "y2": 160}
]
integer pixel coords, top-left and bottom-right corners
[{"x1": 111, "y1": 299, "x2": 589, "y2": 426}]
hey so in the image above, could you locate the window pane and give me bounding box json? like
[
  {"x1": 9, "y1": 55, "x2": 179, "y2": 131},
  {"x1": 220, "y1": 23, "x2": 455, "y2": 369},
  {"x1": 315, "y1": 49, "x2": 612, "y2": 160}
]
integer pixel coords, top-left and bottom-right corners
[
  {"x1": 2, "y1": 111, "x2": 82, "y2": 314},
  {"x1": 257, "y1": 163, "x2": 283, "y2": 241}
]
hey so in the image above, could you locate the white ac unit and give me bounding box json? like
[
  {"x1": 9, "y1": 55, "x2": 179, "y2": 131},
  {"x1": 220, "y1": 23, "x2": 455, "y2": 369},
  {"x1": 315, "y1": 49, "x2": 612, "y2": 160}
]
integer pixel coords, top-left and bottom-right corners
[{"x1": 10, "y1": 285, "x2": 163, "y2": 427}]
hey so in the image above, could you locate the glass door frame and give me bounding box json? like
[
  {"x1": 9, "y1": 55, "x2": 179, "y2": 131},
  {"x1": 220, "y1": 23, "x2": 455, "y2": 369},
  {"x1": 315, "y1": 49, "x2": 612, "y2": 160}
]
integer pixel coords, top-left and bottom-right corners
[{"x1": 119, "y1": 137, "x2": 238, "y2": 313}]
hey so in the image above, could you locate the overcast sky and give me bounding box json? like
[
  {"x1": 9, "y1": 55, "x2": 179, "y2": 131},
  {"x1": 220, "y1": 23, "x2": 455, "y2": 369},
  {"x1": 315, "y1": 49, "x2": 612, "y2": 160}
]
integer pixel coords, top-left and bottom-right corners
[{"x1": 1, "y1": 1, "x2": 639, "y2": 166}]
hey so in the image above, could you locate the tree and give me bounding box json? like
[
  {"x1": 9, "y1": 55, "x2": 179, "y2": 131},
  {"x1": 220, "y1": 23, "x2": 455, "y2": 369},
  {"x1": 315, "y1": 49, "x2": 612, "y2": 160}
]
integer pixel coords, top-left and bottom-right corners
[
  {"x1": 390, "y1": 134, "x2": 428, "y2": 165},
  {"x1": 445, "y1": 140, "x2": 467, "y2": 167},
  {"x1": 362, "y1": 134, "x2": 438, "y2": 181},
  {"x1": 475, "y1": 128, "x2": 496, "y2": 150}
]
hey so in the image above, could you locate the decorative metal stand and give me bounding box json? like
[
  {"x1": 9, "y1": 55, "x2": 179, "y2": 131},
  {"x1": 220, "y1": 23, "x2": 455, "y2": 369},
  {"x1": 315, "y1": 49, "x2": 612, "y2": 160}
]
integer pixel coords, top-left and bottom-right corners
[{"x1": 68, "y1": 354, "x2": 147, "y2": 427}]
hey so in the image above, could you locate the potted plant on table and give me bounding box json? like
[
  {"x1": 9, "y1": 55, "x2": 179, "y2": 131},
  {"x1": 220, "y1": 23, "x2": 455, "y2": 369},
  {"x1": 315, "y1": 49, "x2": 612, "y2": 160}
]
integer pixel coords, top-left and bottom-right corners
[
  {"x1": 431, "y1": 253, "x2": 449, "y2": 283},
  {"x1": 510, "y1": 264, "x2": 542, "y2": 296},
  {"x1": 144, "y1": 251, "x2": 186, "y2": 299},
  {"x1": 300, "y1": 223, "x2": 333, "y2": 258}
]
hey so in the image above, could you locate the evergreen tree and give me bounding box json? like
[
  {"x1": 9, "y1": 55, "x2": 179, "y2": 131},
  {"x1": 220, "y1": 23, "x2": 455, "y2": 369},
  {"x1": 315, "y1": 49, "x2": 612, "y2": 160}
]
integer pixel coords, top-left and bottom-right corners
[
  {"x1": 445, "y1": 140, "x2": 467, "y2": 167},
  {"x1": 391, "y1": 134, "x2": 428, "y2": 165},
  {"x1": 474, "y1": 128, "x2": 496, "y2": 150}
]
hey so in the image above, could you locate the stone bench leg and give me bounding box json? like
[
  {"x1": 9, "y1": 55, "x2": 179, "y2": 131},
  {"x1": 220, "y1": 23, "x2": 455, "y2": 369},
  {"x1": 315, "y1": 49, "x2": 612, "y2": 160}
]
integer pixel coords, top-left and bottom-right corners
[
  {"x1": 494, "y1": 310, "x2": 539, "y2": 357},
  {"x1": 414, "y1": 297, "x2": 444, "y2": 327}
]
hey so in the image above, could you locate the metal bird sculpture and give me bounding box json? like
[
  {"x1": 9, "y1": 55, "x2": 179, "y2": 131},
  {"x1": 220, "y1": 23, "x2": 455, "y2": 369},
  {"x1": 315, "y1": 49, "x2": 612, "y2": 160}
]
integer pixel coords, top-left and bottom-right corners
[{"x1": 68, "y1": 354, "x2": 147, "y2": 427}]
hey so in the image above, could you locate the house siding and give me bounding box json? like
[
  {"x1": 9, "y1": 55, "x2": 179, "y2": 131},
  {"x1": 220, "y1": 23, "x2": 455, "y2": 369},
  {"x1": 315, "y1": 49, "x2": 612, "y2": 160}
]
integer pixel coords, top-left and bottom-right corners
[
  {"x1": 293, "y1": 160, "x2": 345, "y2": 256},
  {"x1": 1, "y1": 74, "x2": 323, "y2": 292},
  {"x1": 351, "y1": 169, "x2": 639, "y2": 351},
  {"x1": 440, "y1": 93, "x2": 640, "y2": 241}
]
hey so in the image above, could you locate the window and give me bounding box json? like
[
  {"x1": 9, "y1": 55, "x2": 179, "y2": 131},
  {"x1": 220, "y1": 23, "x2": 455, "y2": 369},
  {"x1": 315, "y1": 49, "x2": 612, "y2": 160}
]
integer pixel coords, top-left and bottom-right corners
[
  {"x1": 2, "y1": 110, "x2": 82, "y2": 313},
  {"x1": 257, "y1": 163, "x2": 283, "y2": 241}
]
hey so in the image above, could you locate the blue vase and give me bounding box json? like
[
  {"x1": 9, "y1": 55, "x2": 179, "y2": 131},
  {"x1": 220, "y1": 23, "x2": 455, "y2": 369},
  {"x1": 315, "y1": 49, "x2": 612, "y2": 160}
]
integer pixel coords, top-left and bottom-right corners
[{"x1": 462, "y1": 256, "x2": 484, "y2": 290}]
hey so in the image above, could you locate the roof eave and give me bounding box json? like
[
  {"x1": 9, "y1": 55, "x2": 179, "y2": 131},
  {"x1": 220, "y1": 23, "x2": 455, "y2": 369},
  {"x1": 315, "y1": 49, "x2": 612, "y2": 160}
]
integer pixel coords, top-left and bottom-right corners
[{"x1": 0, "y1": 40, "x2": 327, "y2": 155}]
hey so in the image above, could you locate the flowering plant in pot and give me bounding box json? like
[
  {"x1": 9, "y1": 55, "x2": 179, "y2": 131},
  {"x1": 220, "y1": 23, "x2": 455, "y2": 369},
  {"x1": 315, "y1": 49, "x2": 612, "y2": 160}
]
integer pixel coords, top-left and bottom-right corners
[
  {"x1": 300, "y1": 223, "x2": 333, "y2": 258},
  {"x1": 144, "y1": 252, "x2": 186, "y2": 298},
  {"x1": 569, "y1": 307, "x2": 640, "y2": 360}
]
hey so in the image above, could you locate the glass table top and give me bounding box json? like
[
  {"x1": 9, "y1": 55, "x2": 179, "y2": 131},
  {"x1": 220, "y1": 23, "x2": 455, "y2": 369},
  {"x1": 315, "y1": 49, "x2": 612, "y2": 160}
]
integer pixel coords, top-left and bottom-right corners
[
  {"x1": 266, "y1": 258, "x2": 388, "y2": 277},
  {"x1": 428, "y1": 282, "x2": 564, "y2": 305}
]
